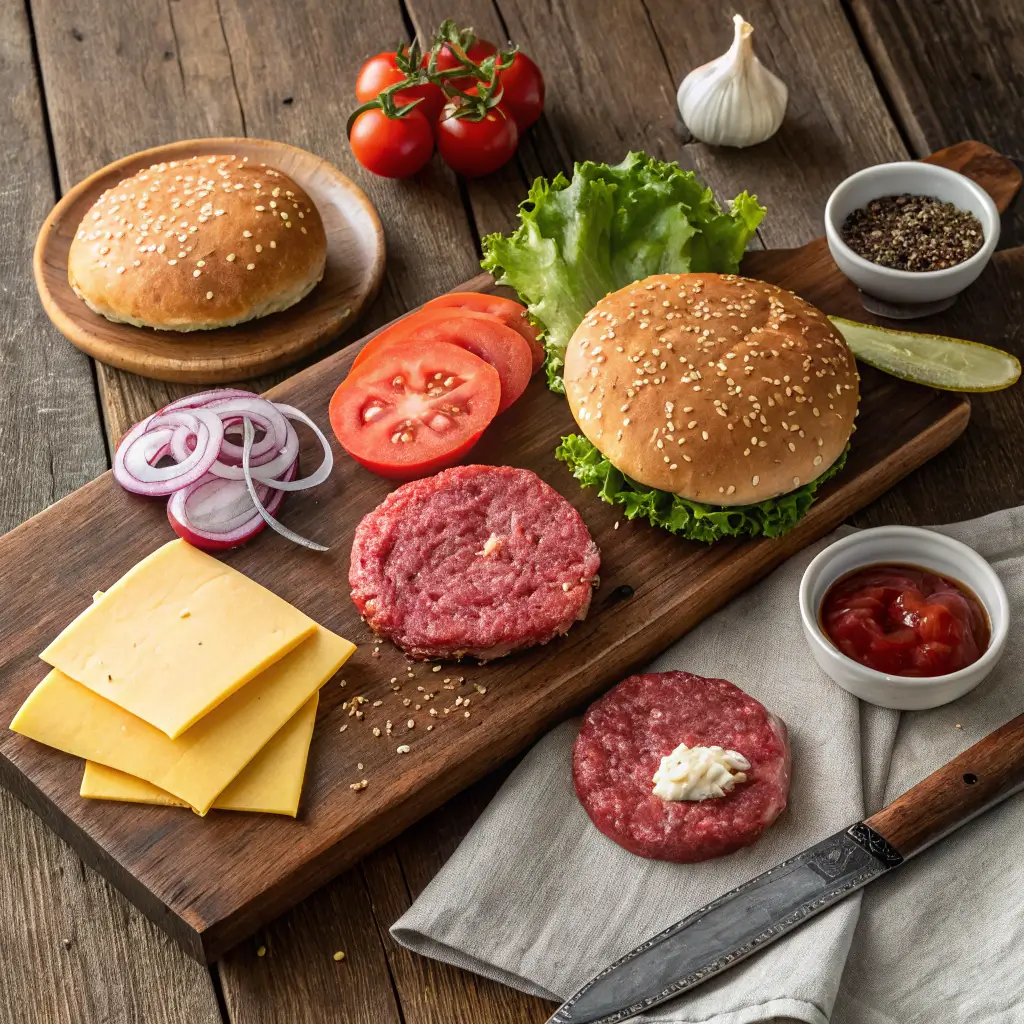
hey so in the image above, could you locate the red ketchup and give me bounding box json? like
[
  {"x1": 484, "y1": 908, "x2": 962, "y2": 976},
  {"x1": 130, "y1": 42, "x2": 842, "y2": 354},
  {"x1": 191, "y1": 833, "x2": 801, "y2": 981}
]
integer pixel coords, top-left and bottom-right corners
[{"x1": 820, "y1": 563, "x2": 989, "y2": 677}]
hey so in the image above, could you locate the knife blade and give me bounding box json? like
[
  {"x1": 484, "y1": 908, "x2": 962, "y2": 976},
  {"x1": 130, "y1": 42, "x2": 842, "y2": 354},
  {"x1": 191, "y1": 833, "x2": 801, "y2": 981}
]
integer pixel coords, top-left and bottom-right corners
[{"x1": 548, "y1": 711, "x2": 1024, "y2": 1024}]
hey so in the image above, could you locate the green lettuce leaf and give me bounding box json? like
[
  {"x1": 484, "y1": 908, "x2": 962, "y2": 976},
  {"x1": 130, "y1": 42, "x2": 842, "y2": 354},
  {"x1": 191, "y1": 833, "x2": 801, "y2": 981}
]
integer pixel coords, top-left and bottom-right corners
[
  {"x1": 555, "y1": 434, "x2": 849, "y2": 544},
  {"x1": 481, "y1": 152, "x2": 766, "y2": 392}
]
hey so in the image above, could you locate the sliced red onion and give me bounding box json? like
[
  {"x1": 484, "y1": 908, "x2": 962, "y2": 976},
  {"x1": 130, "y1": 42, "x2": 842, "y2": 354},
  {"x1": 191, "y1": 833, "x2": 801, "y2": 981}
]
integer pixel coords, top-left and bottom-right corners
[
  {"x1": 114, "y1": 409, "x2": 224, "y2": 497},
  {"x1": 268, "y1": 403, "x2": 334, "y2": 492},
  {"x1": 208, "y1": 418, "x2": 300, "y2": 483},
  {"x1": 161, "y1": 388, "x2": 258, "y2": 412},
  {"x1": 205, "y1": 397, "x2": 289, "y2": 463},
  {"x1": 115, "y1": 387, "x2": 332, "y2": 552},
  {"x1": 167, "y1": 461, "x2": 297, "y2": 550},
  {"x1": 242, "y1": 418, "x2": 327, "y2": 551}
]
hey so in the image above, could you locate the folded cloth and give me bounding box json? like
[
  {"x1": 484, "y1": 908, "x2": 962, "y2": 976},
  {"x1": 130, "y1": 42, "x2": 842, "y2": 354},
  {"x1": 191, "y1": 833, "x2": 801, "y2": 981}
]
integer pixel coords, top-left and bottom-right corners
[{"x1": 392, "y1": 508, "x2": 1024, "y2": 1023}]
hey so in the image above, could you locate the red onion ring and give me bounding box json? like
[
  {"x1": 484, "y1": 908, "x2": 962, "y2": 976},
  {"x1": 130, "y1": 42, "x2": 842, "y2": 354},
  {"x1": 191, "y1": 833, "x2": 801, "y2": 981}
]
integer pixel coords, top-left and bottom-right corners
[
  {"x1": 114, "y1": 409, "x2": 224, "y2": 497},
  {"x1": 241, "y1": 418, "x2": 327, "y2": 551},
  {"x1": 113, "y1": 388, "x2": 333, "y2": 551},
  {"x1": 167, "y1": 460, "x2": 298, "y2": 550}
]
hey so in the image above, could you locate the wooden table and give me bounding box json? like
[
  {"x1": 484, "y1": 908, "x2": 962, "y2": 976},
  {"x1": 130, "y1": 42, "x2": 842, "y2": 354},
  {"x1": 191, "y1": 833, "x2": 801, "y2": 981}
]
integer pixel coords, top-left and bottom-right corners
[{"x1": 1, "y1": 1, "x2": 1022, "y2": 1020}]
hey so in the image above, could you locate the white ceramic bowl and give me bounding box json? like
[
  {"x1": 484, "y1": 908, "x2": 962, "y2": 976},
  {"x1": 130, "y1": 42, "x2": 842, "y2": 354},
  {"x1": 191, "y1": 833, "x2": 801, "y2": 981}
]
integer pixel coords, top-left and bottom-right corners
[
  {"x1": 824, "y1": 162, "x2": 999, "y2": 305},
  {"x1": 799, "y1": 526, "x2": 1009, "y2": 710}
]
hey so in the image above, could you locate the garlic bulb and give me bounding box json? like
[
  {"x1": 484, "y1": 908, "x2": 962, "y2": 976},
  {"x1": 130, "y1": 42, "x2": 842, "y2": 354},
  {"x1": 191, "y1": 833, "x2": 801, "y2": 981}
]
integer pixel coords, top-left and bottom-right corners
[{"x1": 677, "y1": 14, "x2": 788, "y2": 148}]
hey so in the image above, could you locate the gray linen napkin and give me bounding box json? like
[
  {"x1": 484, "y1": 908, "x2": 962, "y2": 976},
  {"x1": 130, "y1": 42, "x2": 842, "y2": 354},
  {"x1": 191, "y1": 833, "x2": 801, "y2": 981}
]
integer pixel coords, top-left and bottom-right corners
[{"x1": 392, "y1": 508, "x2": 1024, "y2": 1023}]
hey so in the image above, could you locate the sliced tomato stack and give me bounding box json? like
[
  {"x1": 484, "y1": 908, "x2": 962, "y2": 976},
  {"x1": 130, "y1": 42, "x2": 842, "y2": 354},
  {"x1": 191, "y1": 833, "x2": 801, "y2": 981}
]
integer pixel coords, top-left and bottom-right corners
[{"x1": 329, "y1": 292, "x2": 540, "y2": 480}]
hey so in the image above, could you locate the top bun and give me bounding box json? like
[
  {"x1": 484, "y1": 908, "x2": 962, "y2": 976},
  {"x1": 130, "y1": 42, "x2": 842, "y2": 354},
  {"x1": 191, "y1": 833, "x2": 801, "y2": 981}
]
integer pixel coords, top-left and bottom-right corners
[
  {"x1": 68, "y1": 155, "x2": 327, "y2": 331},
  {"x1": 564, "y1": 273, "x2": 859, "y2": 506}
]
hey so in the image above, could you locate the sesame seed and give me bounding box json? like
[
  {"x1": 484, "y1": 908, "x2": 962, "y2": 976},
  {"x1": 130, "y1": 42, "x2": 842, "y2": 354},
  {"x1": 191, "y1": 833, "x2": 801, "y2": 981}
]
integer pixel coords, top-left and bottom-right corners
[
  {"x1": 247, "y1": 263, "x2": 255, "y2": 270},
  {"x1": 206, "y1": 291, "x2": 213, "y2": 300},
  {"x1": 193, "y1": 269, "x2": 201, "y2": 278},
  {"x1": 752, "y1": 475, "x2": 760, "y2": 486},
  {"x1": 196, "y1": 259, "x2": 205, "y2": 267}
]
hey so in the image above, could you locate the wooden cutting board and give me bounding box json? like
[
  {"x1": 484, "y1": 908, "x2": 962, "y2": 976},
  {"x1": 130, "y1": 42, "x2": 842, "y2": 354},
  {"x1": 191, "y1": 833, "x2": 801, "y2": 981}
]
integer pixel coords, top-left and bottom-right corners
[{"x1": 0, "y1": 142, "x2": 1015, "y2": 964}]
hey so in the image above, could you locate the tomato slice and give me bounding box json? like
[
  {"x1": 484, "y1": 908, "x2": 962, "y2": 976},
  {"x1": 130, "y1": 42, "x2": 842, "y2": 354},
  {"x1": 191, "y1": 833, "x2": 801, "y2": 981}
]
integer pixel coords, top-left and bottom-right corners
[
  {"x1": 329, "y1": 341, "x2": 501, "y2": 481},
  {"x1": 421, "y1": 292, "x2": 544, "y2": 373},
  {"x1": 352, "y1": 309, "x2": 533, "y2": 413}
]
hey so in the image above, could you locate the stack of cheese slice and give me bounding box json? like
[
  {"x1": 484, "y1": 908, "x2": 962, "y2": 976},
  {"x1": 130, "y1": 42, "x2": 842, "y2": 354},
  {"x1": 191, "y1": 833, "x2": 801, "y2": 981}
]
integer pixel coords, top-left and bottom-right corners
[{"x1": 10, "y1": 539, "x2": 355, "y2": 817}]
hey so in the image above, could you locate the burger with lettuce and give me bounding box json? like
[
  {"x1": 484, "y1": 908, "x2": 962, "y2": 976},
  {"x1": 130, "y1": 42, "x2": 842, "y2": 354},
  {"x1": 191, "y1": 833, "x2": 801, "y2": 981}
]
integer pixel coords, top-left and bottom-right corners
[{"x1": 482, "y1": 153, "x2": 858, "y2": 542}]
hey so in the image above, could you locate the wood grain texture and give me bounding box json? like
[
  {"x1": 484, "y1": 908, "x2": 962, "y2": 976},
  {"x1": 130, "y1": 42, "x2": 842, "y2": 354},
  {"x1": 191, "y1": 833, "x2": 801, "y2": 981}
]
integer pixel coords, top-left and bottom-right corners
[
  {"x1": 0, "y1": 230, "x2": 970, "y2": 963},
  {"x1": 29, "y1": 0, "x2": 248, "y2": 444},
  {"x1": 850, "y1": 0, "x2": 1024, "y2": 246},
  {"x1": 865, "y1": 713, "x2": 1024, "y2": 859},
  {"x1": 0, "y1": 788, "x2": 222, "y2": 1024},
  {"x1": 218, "y1": 867, "x2": 403, "y2": 1024},
  {"x1": 0, "y1": 0, "x2": 107, "y2": 532},
  {"x1": 0, "y1": 6, "x2": 221, "y2": 1023},
  {"x1": 641, "y1": 0, "x2": 908, "y2": 245},
  {"x1": 35, "y1": 136, "x2": 385, "y2": 383}
]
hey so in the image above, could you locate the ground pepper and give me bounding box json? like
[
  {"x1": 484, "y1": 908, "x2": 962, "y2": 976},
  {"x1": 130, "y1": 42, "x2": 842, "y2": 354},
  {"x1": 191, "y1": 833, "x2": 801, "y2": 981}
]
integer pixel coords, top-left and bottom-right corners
[{"x1": 840, "y1": 193, "x2": 983, "y2": 272}]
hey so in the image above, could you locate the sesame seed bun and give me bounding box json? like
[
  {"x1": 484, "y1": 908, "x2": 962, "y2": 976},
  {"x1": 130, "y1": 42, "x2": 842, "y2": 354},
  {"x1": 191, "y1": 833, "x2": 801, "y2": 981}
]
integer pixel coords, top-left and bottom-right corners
[
  {"x1": 564, "y1": 273, "x2": 859, "y2": 507},
  {"x1": 68, "y1": 155, "x2": 327, "y2": 331}
]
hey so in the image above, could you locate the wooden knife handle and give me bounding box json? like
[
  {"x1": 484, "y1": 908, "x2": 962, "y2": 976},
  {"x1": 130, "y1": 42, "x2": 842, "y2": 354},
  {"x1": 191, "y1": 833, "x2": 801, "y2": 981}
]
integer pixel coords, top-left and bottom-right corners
[{"x1": 865, "y1": 713, "x2": 1024, "y2": 861}]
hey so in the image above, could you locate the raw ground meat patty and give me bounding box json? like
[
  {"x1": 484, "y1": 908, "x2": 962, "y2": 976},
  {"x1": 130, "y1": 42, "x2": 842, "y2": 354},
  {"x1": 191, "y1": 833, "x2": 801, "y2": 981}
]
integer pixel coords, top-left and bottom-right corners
[
  {"x1": 573, "y1": 672, "x2": 791, "y2": 862},
  {"x1": 349, "y1": 465, "x2": 601, "y2": 661}
]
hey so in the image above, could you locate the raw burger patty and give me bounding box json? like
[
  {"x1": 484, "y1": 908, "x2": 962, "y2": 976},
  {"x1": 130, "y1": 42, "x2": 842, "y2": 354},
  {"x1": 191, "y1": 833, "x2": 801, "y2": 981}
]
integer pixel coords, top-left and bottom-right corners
[
  {"x1": 349, "y1": 465, "x2": 600, "y2": 661},
  {"x1": 573, "y1": 672, "x2": 791, "y2": 862}
]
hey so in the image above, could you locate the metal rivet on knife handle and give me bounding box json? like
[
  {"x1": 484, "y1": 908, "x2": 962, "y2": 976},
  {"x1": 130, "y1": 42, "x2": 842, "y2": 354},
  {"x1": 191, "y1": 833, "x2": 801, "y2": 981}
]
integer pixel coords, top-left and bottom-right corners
[{"x1": 863, "y1": 712, "x2": 1024, "y2": 860}]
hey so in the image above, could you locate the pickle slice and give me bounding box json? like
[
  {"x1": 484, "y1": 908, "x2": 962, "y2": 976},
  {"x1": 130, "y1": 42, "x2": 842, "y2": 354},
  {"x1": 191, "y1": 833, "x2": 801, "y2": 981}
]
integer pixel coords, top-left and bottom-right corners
[{"x1": 830, "y1": 317, "x2": 1021, "y2": 392}]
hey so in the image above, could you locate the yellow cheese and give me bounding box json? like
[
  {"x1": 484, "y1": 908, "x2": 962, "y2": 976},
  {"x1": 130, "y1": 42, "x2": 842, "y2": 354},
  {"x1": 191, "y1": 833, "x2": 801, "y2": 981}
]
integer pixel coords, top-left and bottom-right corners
[
  {"x1": 80, "y1": 693, "x2": 319, "y2": 816},
  {"x1": 12, "y1": 626, "x2": 353, "y2": 814},
  {"x1": 40, "y1": 539, "x2": 318, "y2": 738}
]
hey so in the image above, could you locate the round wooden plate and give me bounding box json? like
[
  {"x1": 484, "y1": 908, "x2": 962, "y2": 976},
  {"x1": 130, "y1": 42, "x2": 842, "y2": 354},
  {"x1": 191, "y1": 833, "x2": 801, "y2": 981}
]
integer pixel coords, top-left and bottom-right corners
[{"x1": 34, "y1": 137, "x2": 385, "y2": 384}]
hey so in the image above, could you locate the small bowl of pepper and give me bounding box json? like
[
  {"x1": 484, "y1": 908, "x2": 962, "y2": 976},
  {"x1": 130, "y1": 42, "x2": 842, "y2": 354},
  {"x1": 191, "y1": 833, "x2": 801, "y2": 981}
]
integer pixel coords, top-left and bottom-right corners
[
  {"x1": 824, "y1": 162, "x2": 999, "y2": 317},
  {"x1": 799, "y1": 526, "x2": 1009, "y2": 710}
]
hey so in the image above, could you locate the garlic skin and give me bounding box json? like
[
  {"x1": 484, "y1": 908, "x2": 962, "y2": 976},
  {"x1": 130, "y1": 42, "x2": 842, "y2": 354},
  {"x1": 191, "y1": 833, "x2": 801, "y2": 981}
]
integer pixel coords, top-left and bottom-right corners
[{"x1": 677, "y1": 15, "x2": 788, "y2": 148}]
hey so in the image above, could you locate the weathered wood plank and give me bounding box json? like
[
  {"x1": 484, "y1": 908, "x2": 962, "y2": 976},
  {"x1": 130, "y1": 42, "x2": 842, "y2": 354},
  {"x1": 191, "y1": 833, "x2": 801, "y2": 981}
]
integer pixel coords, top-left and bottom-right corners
[
  {"x1": 0, "y1": 789, "x2": 222, "y2": 1024},
  {"x1": 849, "y1": 0, "x2": 1024, "y2": 246},
  {"x1": 0, "y1": 0, "x2": 106, "y2": 531},
  {"x1": 0, "y1": 5, "x2": 217, "y2": 1021},
  {"x1": 30, "y1": 0, "x2": 245, "y2": 442},
  {"x1": 643, "y1": 0, "x2": 908, "y2": 243},
  {"x1": 850, "y1": 0, "x2": 1024, "y2": 160},
  {"x1": 217, "y1": 868, "x2": 403, "y2": 1024}
]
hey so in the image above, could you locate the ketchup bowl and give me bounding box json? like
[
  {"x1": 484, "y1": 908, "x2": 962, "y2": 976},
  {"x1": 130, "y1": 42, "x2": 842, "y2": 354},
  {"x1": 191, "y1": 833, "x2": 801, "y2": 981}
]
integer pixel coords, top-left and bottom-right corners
[{"x1": 799, "y1": 526, "x2": 1009, "y2": 710}]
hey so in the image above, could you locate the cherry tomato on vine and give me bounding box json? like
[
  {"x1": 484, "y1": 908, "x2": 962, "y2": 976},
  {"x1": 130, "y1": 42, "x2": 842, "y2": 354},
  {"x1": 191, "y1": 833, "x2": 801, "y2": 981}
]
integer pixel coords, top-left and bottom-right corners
[
  {"x1": 350, "y1": 107, "x2": 434, "y2": 179},
  {"x1": 436, "y1": 104, "x2": 518, "y2": 177},
  {"x1": 498, "y1": 52, "x2": 545, "y2": 130},
  {"x1": 431, "y1": 38, "x2": 498, "y2": 75},
  {"x1": 355, "y1": 53, "x2": 445, "y2": 124}
]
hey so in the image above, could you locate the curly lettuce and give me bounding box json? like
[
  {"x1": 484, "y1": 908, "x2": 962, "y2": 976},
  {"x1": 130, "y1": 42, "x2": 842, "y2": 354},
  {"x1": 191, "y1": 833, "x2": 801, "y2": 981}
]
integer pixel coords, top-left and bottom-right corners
[
  {"x1": 481, "y1": 152, "x2": 766, "y2": 391},
  {"x1": 556, "y1": 435, "x2": 850, "y2": 544}
]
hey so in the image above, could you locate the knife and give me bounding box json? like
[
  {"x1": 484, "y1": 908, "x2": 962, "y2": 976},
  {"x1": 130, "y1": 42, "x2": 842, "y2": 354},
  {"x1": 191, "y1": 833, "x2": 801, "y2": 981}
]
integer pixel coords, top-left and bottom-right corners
[{"x1": 548, "y1": 712, "x2": 1024, "y2": 1024}]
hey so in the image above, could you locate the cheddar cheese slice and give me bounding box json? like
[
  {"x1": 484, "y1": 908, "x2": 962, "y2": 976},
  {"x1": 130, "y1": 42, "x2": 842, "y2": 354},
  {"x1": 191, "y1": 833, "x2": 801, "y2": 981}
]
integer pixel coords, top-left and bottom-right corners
[
  {"x1": 40, "y1": 539, "x2": 318, "y2": 738},
  {"x1": 13, "y1": 626, "x2": 353, "y2": 814},
  {"x1": 80, "y1": 693, "x2": 319, "y2": 816}
]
